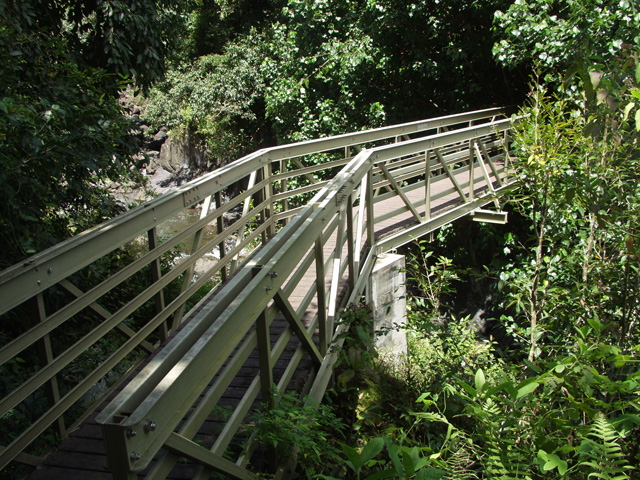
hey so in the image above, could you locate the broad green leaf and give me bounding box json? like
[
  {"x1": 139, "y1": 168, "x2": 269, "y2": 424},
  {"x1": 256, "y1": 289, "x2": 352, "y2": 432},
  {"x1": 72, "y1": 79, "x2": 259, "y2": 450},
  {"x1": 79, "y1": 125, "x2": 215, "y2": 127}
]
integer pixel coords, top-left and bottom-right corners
[
  {"x1": 383, "y1": 436, "x2": 403, "y2": 475},
  {"x1": 516, "y1": 380, "x2": 539, "y2": 399},
  {"x1": 586, "y1": 317, "x2": 605, "y2": 332},
  {"x1": 486, "y1": 382, "x2": 509, "y2": 397},
  {"x1": 538, "y1": 450, "x2": 568, "y2": 475},
  {"x1": 522, "y1": 358, "x2": 541, "y2": 373},
  {"x1": 360, "y1": 437, "x2": 384, "y2": 467},
  {"x1": 456, "y1": 379, "x2": 477, "y2": 397},
  {"x1": 402, "y1": 450, "x2": 416, "y2": 477},
  {"x1": 623, "y1": 102, "x2": 635, "y2": 122},
  {"x1": 475, "y1": 369, "x2": 486, "y2": 393},
  {"x1": 342, "y1": 445, "x2": 362, "y2": 471}
]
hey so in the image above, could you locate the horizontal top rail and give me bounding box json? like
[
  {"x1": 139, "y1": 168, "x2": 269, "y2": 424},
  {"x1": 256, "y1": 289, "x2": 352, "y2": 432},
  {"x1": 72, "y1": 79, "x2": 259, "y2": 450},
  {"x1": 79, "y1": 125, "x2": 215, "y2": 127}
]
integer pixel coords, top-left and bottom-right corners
[{"x1": 0, "y1": 108, "x2": 503, "y2": 315}]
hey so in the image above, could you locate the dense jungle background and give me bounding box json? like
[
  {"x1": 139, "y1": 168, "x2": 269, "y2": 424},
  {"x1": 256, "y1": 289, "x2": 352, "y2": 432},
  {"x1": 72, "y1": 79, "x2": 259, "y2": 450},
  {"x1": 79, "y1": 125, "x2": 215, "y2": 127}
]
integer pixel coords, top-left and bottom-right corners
[{"x1": 1, "y1": 0, "x2": 639, "y2": 478}]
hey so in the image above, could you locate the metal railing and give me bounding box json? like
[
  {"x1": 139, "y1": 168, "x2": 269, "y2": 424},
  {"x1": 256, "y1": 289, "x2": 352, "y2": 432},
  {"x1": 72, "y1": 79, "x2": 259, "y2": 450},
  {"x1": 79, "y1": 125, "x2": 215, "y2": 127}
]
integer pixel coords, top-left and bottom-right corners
[
  {"x1": 97, "y1": 115, "x2": 518, "y2": 479},
  {"x1": 0, "y1": 107, "x2": 513, "y2": 475}
]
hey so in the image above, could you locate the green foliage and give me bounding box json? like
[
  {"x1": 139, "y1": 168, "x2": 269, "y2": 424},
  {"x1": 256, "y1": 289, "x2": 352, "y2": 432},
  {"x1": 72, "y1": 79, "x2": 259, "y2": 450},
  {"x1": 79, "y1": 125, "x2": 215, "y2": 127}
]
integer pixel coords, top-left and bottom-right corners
[
  {"x1": 577, "y1": 413, "x2": 634, "y2": 480},
  {"x1": 405, "y1": 242, "x2": 461, "y2": 330},
  {"x1": 493, "y1": 0, "x2": 640, "y2": 72},
  {"x1": 318, "y1": 435, "x2": 446, "y2": 480},
  {"x1": 250, "y1": 390, "x2": 345, "y2": 477},
  {"x1": 332, "y1": 305, "x2": 379, "y2": 392},
  {"x1": 145, "y1": 31, "x2": 267, "y2": 165},
  {"x1": 28, "y1": 0, "x2": 184, "y2": 89},
  {"x1": 263, "y1": 0, "x2": 516, "y2": 142},
  {"x1": 0, "y1": 0, "x2": 147, "y2": 266},
  {"x1": 496, "y1": 51, "x2": 640, "y2": 360},
  {"x1": 441, "y1": 331, "x2": 639, "y2": 478}
]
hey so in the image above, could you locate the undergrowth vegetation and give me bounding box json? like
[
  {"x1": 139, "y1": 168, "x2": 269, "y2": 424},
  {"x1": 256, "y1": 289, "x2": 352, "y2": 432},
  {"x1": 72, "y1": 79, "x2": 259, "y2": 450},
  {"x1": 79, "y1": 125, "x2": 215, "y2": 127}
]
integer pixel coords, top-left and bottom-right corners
[{"x1": 252, "y1": 55, "x2": 640, "y2": 479}]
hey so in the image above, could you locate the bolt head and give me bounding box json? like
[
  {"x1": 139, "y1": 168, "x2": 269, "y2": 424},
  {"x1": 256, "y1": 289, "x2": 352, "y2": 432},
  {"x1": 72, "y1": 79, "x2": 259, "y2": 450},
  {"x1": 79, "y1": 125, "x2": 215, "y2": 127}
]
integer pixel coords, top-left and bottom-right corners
[{"x1": 144, "y1": 420, "x2": 157, "y2": 432}]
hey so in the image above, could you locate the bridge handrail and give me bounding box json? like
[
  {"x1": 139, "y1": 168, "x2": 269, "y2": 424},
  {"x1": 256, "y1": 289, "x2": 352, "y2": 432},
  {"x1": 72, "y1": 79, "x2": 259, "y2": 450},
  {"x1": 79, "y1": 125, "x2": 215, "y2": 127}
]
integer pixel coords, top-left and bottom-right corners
[
  {"x1": 95, "y1": 114, "x2": 520, "y2": 478},
  {"x1": 0, "y1": 107, "x2": 503, "y2": 314},
  {"x1": 0, "y1": 107, "x2": 508, "y2": 472}
]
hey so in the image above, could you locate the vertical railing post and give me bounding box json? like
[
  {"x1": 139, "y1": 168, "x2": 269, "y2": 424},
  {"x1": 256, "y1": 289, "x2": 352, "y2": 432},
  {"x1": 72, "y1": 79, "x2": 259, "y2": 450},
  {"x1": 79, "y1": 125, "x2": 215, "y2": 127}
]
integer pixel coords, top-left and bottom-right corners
[
  {"x1": 252, "y1": 265, "x2": 274, "y2": 409},
  {"x1": 148, "y1": 227, "x2": 168, "y2": 341},
  {"x1": 366, "y1": 169, "x2": 375, "y2": 249},
  {"x1": 424, "y1": 150, "x2": 431, "y2": 222},
  {"x1": 214, "y1": 191, "x2": 227, "y2": 283},
  {"x1": 171, "y1": 195, "x2": 213, "y2": 328},
  {"x1": 281, "y1": 159, "x2": 289, "y2": 225},
  {"x1": 346, "y1": 194, "x2": 355, "y2": 293},
  {"x1": 354, "y1": 175, "x2": 367, "y2": 274},
  {"x1": 503, "y1": 130, "x2": 513, "y2": 181},
  {"x1": 262, "y1": 163, "x2": 275, "y2": 241},
  {"x1": 34, "y1": 294, "x2": 65, "y2": 438},
  {"x1": 230, "y1": 170, "x2": 257, "y2": 275},
  {"x1": 314, "y1": 235, "x2": 328, "y2": 356},
  {"x1": 327, "y1": 208, "x2": 346, "y2": 338},
  {"x1": 468, "y1": 139, "x2": 475, "y2": 200}
]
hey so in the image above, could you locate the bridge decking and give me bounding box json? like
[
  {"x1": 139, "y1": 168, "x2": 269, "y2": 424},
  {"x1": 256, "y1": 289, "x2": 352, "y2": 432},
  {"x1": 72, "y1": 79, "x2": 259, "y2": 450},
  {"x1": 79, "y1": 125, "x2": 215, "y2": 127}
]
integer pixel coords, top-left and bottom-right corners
[{"x1": 25, "y1": 160, "x2": 502, "y2": 480}]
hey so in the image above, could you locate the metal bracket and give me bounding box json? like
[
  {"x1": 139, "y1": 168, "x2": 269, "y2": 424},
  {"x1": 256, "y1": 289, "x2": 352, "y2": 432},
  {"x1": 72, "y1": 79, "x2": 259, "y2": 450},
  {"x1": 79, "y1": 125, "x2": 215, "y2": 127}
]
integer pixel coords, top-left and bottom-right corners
[
  {"x1": 183, "y1": 186, "x2": 203, "y2": 207},
  {"x1": 471, "y1": 209, "x2": 508, "y2": 224}
]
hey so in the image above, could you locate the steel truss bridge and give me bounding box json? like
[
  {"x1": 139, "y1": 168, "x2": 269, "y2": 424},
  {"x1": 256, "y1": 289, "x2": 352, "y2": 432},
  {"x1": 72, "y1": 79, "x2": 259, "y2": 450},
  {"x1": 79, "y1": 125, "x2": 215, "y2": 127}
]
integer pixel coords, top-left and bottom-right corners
[{"x1": 0, "y1": 108, "x2": 520, "y2": 479}]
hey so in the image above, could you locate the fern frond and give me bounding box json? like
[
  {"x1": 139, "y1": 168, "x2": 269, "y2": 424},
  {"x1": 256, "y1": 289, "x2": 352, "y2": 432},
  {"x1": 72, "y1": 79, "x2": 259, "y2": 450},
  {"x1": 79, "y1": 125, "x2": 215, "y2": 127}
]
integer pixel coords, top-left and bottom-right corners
[{"x1": 577, "y1": 413, "x2": 633, "y2": 480}]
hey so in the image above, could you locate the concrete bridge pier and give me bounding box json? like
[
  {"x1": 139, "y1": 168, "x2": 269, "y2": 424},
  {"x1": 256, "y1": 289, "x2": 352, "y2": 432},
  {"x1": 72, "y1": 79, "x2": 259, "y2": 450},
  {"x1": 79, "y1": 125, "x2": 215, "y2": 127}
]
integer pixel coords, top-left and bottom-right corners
[{"x1": 367, "y1": 253, "x2": 407, "y2": 361}]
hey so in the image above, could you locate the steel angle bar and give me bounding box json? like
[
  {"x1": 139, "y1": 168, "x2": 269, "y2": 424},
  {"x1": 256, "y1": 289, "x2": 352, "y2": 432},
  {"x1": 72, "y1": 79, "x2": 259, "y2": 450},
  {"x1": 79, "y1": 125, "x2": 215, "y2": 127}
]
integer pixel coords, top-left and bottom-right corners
[
  {"x1": 165, "y1": 433, "x2": 257, "y2": 480},
  {"x1": 0, "y1": 198, "x2": 241, "y2": 369},
  {"x1": 327, "y1": 208, "x2": 347, "y2": 337},
  {"x1": 211, "y1": 376, "x2": 261, "y2": 456},
  {"x1": 315, "y1": 236, "x2": 328, "y2": 355},
  {"x1": 97, "y1": 202, "x2": 318, "y2": 420},
  {"x1": 59, "y1": 280, "x2": 155, "y2": 354},
  {"x1": 478, "y1": 140, "x2": 504, "y2": 187},
  {"x1": 307, "y1": 248, "x2": 377, "y2": 406},
  {"x1": 346, "y1": 195, "x2": 356, "y2": 292},
  {"x1": 172, "y1": 195, "x2": 215, "y2": 328},
  {"x1": 0, "y1": 156, "x2": 264, "y2": 316},
  {"x1": 354, "y1": 175, "x2": 368, "y2": 274},
  {"x1": 378, "y1": 163, "x2": 424, "y2": 223},
  {"x1": 255, "y1": 108, "x2": 506, "y2": 164},
  {"x1": 472, "y1": 141, "x2": 500, "y2": 209},
  {"x1": 0, "y1": 318, "x2": 151, "y2": 472},
  {"x1": 473, "y1": 141, "x2": 496, "y2": 193},
  {"x1": 273, "y1": 290, "x2": 323, "y2": 367},
  {"x1": 374, "y1": 183, "x2": 516, "y2": 254},
  {"x1": 271, "y1": 181, "x2": 329, "y2": 203}
]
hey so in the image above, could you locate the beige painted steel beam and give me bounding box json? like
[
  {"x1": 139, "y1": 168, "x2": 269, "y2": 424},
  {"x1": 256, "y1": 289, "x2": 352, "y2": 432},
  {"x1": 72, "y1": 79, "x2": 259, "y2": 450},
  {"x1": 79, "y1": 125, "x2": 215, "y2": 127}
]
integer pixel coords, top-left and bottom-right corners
[{"x1": 0, "y1": 107, "x2": 518, "y2": 474}]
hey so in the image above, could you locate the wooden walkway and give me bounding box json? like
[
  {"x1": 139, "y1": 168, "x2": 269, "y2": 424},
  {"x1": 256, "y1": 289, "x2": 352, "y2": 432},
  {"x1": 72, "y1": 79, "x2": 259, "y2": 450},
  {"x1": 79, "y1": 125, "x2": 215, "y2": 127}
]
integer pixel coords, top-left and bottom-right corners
[{"x1": 25, "y1": 159, "x2": 505, "y2": 480}]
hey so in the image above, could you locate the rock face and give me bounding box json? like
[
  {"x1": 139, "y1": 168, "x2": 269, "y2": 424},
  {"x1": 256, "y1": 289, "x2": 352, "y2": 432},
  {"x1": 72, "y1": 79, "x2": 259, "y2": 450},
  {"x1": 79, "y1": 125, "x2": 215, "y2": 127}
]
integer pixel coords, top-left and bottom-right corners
[{"x1": 158, "y1": 135, "x2": 209, "y2": 173}]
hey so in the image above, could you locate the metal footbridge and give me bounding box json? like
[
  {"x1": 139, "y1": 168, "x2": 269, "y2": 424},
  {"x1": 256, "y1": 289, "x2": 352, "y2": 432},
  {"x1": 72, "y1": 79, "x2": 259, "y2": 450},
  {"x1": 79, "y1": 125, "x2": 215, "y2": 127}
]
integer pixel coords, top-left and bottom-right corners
[{"x1": 0, "y1": 108, "x2": 519, "y2": 479}]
